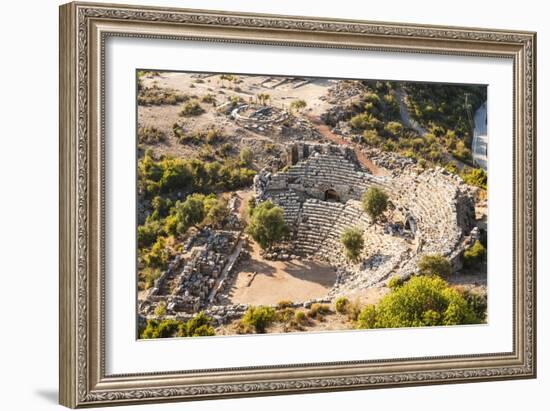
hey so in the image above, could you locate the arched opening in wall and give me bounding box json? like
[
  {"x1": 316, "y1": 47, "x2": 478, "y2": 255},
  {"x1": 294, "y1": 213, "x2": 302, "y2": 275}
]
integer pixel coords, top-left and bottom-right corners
[{"x1": 324, "y1": 189, "x2": 340, "y2": 202}]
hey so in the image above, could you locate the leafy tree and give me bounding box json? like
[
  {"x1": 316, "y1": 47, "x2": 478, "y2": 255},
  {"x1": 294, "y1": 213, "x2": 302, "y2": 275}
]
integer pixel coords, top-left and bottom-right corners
[
  {"x1": 151, "y1": 196, "x2": 173, "y2": 219},
  {"x1": 340, "y1": 227, "x2": 364, "y2": 261},
  {"x1": 137, "y1": 216, "x2": 164, "y2": 249},
  {"x1": 204, "y1": 197, "x2": 230, "y2": 229},
  {"x1": 166, "y1": 194, "x2": 210, "y2": 235},
  {"x1": 418, "y1": 254, "x2": 452, "y2": 277},
  {"x1": 356, "y1": 275, "x2": 479, "y2": 329},
  {"x1": 142, "y1": 236, "x2": 171, "y2": 270},
  {"x1": 138, "y1": 152, "x2": 255, "y2": 199},
  {"x1": 362, "y1": 187, "x2": 389, "y2": 221},
  {"x1": 241, "y1": 306, "x2": 276, "y2": 333},
  {"x1": 246, "y1": 201, "x2": 289, "y2": 249}
]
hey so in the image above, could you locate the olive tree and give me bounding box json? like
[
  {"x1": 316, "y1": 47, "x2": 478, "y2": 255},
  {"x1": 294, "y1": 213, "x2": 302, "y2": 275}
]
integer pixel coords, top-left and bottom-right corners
[
  {"x1": 246, "y1": 201, "x2": 289, "y2": 249},
  {"x1": 340, "y1": 227, "x2": 364, "y2": 262},
  {"x1": 362, "y1": 187, "x2": 389, "y2": 221}
]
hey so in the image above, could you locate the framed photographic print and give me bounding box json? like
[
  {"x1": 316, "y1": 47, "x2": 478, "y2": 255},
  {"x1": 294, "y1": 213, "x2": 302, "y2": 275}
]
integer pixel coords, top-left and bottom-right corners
[{"x1": 59, "y1": 2, "x2": 537, "y2": 408}]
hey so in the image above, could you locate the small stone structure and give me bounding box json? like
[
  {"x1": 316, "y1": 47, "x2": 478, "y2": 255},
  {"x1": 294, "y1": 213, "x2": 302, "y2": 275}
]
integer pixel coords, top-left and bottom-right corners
[{"x1": 231, "y1": 104, "x2": 288, "y2": 131}]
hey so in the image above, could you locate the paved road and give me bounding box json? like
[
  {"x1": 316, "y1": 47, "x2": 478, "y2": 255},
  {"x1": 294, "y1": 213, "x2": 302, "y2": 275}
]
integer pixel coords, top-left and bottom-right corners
[{"x1": 472, "y1": 102, "x2": 488, "y2": 171}]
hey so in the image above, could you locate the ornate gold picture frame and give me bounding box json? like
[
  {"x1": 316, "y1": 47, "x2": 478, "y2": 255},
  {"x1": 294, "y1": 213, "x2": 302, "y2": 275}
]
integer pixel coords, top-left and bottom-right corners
[{"x1": 59, "y1": 1, "x2": 536, "y2": 408}]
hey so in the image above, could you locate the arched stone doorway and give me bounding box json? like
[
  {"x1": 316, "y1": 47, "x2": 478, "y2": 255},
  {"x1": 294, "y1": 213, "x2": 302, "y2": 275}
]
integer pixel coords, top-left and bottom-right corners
[{"x1": 324, "y1": 189, "x2": 340, "y2": 202}]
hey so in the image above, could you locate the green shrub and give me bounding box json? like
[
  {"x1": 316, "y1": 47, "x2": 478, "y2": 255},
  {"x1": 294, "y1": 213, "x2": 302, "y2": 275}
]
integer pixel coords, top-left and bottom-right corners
[
  {"x1": 384, "y1": 121, "x2": 404, "y2": 137},
  {"x1": 140, "y1": 319, "x2": 180, "y2": 339},
  {"x1": 277, "y1": 300, "x2": 293, "y2": 309},
  {"x1": 362, "y1": 130, "x2": 382, "y2": 146},
  {"x1": 239, "y1": 147, "x2": 254, "y2": 166},
  {"x1": 154, "y1": 301, "x2": 167, "y2": 317},
  {"x1": 182, "y1": 312, "x2": 215, "y2": 337},
  {"x1": 205, "y1": 128, "x2": 225, "y2": 144},
  {"x1": 137, "y1": 216, "x2": 163, "y2": 249},
  {"x1": 290, "y1": 99, "x2": 307, "y2": 112},
  {"x1": 142, "y1": 267, "x2": 161, "y2": 290},
  {"x1": 462, "y1": 290, "x2": 487, "y2": 322},
  {"x1": 294, "y1": 311, "x2": 307, "y2": 325},
  {"x1": 167, "y1": 194, "x2": 207, "y2": 235},
  {"x1": 334, "y1": 297, "x2": 350, "y2": 314},
  {"x1": 346, "y1": 299, "x2": 363, "y2": 322},
  {"x1": 277, "y1": 307, "x2": 296, "y2": 323},
  {"x1": 387, "y1": 276, "x2": 403, "y2": 290},
  {"x1": 142, "y1": 236, "x2": 171, "y2": 270},
  {"x1": 418, "y1": 254, "x2": 452, "y2": 277},
  {"x1": 241, "y1": 306, "x2": 277, "y2": 333},
  {"x1": 362, "y1": 187, "x2": 389, "y2": 221},
  {"x1": 356, "y1": 276, "x2": 479, "y2": 329},
  {"x1": 340, "y1": 227, "x2": 364, "y2": 262},
  {"x1": 138, "y1": 126, "x2": 165, "y2": 144},
  {"x1": 356, "y1": 305, "x2": 377, "y2": 328},
  {"x1": 461, "y1": 167, "x2": 487, "y2": 190},
  {"x1": 350, "y1": 113, "x2": 380, "y2": 131},
  {"x1": 138, "y1": 85, "x2": 189, "y2": 106},
  {"x1": 203, "y1": 198, "x2": 230, "y2": 229},
  {"x1": 201, "y1": 93, "x2": 217, "y2": 104},
  {"x1": 138, "y1": 152, "x2": 256, "y2": 199},
  {"x1": 452, "y1": 140, "x2": 472, "y2": 163},
  {"x1": 307, "y1": 303, "x2": 330, "y2": 319},
  {"x1": 463, "y1": 240, "x2": 486, "y2": 268},
  {"x1": 179, "y1": 101, "x2": 205, "y2": 116}
]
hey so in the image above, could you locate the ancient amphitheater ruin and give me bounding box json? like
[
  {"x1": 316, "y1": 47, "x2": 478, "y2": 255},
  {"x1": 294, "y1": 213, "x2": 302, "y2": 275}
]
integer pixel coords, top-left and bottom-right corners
[{"x1": 255, "y1": 142, "x2": 477, "y2": 297}]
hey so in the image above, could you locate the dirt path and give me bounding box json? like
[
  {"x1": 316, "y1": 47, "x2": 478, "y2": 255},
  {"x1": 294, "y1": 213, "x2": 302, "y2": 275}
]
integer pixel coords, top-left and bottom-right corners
[
  {"x1": 228, "y1": 241, "x2": 336, "y2": 305},
  {"x1": 395, "y1": 86, "x2": 427, "y2": 136},
  {"x1": 307, "y1": 114, "x2": 387, "y2": 176}
]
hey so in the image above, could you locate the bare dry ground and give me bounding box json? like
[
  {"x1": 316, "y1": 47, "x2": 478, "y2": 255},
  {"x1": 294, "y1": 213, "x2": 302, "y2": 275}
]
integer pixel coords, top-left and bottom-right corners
[{"x1": 228, "y1": 240, "x2": 337, "y2": 306}]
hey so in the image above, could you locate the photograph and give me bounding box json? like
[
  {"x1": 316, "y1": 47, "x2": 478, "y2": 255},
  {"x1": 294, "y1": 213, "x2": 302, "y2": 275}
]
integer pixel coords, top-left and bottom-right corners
[{"x1": 136, "y1": 71, "x2": 488, "y2": 338}]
